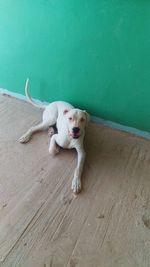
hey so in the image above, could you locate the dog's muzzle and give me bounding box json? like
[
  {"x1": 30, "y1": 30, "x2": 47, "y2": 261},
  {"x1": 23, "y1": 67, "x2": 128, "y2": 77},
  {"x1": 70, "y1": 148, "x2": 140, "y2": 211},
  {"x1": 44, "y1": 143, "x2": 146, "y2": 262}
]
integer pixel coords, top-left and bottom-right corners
[{"x1": 69, "y1": 127, "x2": 80, "y2": 139}]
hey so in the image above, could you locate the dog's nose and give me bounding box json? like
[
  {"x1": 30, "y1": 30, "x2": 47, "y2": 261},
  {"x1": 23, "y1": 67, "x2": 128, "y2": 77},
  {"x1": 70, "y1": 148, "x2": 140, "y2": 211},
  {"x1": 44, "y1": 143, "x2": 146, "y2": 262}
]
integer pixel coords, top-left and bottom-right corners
[{"x1": 72, "y1": 127, "x2": 80, "y2": 134}]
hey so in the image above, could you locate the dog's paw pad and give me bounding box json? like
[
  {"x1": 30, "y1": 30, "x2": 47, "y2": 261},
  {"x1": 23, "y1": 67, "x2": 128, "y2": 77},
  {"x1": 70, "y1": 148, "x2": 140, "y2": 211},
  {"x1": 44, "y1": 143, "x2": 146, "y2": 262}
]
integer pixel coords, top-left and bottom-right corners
[
  {"x1": 48, "y1": 127, "x2": 55, "y2": 137},
  {"x1": 71, "y1": 178, "x2": 81, "y2": 194}
]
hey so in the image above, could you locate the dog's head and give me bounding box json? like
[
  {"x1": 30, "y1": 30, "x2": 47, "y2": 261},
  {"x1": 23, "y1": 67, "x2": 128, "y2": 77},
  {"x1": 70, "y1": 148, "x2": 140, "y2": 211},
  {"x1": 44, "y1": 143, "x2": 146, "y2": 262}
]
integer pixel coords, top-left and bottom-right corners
[{"x1": 63, "y1": 108, "x2": 90, "y2": 139}]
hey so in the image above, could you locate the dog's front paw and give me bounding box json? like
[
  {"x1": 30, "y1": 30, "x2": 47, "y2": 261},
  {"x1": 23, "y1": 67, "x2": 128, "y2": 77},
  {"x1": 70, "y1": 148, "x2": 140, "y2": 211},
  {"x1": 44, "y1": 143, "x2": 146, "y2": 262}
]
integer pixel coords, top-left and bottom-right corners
[
  {"x1": 19, "y1": 133, "x2": 31, "y2": 143},
  {"x1": 49, "y1": 146, "x2": 60, "y2": 156},
  {"x1": 71, "y1": 177, "x2": 81, "y2": 194}
]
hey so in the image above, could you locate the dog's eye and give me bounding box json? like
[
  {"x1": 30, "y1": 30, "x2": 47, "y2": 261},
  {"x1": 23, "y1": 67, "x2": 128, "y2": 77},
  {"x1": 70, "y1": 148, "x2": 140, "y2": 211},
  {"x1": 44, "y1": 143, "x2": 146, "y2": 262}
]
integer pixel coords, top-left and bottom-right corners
[
  {"x1": 81, "y1": 118, "x2": 85, "y2": 122},
  {"x1": 69, "y1": 117, "x2": 72, "y2": 121}
]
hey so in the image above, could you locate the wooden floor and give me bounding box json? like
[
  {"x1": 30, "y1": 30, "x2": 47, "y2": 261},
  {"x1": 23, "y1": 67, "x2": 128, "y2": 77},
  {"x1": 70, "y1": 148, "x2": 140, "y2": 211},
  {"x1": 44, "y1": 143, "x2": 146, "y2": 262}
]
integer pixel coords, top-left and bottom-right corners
[{"x1": 0, "y1": 95, "x2": 150, "y2": 267}]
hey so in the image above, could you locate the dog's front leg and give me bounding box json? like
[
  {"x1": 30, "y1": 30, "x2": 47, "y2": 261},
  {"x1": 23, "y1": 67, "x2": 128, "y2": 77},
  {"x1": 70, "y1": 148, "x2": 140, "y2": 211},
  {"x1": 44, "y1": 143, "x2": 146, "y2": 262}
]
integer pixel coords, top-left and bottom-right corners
[
  {"x1": 49, "y1": 134, "x2": 60, "y2": 155},
  {"x1": 71, "y1": 147, "x2": 85, "y2": 194}
]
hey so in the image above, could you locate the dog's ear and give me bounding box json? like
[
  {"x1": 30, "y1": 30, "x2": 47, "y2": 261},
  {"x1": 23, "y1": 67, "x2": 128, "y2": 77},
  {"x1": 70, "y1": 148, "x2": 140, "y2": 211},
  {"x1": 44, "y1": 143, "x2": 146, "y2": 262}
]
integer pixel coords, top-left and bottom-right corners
[
  {"x1": 63, "y1": 109, "x2": 69, "y2": 115},
  {"x1": 83, "y1": 111, "x2": 90, "y2": 125}
]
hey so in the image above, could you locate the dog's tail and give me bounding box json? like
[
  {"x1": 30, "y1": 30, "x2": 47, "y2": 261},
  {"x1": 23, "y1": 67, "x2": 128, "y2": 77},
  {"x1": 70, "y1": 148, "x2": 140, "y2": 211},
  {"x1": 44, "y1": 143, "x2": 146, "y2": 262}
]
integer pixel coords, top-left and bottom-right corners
[{"x1": 25, "y1": 78, "x2": 47, "y2": 109}]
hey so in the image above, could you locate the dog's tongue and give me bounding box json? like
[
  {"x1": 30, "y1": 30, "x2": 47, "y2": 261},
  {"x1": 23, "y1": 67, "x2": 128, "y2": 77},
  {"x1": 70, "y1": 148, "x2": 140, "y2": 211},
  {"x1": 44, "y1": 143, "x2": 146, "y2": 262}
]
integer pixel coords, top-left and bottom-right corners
[{"x1": 73, "y1": 132, "x2": 80, "y2": 139}]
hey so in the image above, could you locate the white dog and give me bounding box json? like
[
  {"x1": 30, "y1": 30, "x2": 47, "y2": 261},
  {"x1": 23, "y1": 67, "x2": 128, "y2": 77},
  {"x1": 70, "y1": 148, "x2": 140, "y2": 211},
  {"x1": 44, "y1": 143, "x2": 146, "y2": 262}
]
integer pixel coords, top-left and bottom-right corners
[{"x1": 19, "y1": 79, "x2": 90, "y2": 193}]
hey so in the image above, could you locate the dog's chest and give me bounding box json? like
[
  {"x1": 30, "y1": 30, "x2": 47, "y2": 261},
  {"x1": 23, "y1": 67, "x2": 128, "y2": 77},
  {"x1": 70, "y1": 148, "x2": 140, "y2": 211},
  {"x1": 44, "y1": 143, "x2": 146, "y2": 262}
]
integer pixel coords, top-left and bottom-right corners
[
  {"x1": 56, "y1": 135, "x2": 79, "y2": 149},
  {"x1": 56, "y1": 134, "x2": 69, "y2": 149}
]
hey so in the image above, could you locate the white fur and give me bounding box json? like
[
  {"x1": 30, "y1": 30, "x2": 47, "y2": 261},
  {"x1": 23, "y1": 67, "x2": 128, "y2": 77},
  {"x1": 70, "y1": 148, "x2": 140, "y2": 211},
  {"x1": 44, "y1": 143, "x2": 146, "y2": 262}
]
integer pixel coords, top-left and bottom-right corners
[{"x1": 19, "y1": 79, "x2": 90, "y2": 194}]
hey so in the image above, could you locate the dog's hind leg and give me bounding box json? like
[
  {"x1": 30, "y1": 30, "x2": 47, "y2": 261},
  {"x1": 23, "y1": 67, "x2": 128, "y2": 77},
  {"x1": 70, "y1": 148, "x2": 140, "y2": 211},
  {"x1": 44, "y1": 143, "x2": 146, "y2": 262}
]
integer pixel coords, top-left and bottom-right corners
[
  {"x1": 19, "y1": 121, "x2": 50, "y2": 143},
  {"x1": 48, "y1": 125, "x2": 58, "y2": 137}
]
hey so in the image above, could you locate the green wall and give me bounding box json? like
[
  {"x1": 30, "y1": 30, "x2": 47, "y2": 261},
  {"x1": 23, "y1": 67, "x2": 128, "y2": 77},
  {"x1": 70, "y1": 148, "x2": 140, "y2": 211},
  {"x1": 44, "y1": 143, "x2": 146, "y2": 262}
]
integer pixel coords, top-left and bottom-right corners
[{"x1": 0, "y1": 1, "x2": 150, "y2": 131}]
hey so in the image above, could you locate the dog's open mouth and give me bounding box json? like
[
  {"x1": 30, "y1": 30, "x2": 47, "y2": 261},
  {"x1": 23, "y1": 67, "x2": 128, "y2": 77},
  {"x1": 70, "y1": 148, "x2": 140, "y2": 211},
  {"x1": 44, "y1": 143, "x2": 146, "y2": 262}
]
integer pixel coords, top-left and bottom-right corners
[
  {"x1": 73, "y1": 135, "x2": 80, "y2": 139},
  {"x1": 69, "y1": 132, "x2": 80, "y2": 139}
]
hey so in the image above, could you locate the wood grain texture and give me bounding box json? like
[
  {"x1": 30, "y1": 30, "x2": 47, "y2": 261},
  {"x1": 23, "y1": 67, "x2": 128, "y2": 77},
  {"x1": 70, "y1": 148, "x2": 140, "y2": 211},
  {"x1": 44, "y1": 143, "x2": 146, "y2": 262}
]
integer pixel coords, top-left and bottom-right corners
[{"x1": 0, "y1": 95, "x2": 150, "y2": 267}]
